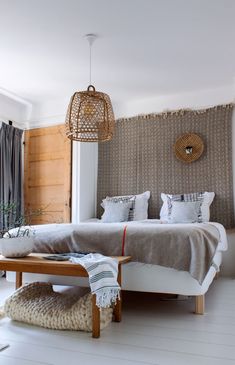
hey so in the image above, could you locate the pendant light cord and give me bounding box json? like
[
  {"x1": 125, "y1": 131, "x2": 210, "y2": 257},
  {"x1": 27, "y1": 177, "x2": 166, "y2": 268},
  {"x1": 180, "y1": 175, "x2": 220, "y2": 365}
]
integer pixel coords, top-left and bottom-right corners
[
  {"x1": 89, "y1": 41, "x2": 92, "y2": 85},
  {"x1": 85, "y1": 34, "x2": 97, "y2": 87}
]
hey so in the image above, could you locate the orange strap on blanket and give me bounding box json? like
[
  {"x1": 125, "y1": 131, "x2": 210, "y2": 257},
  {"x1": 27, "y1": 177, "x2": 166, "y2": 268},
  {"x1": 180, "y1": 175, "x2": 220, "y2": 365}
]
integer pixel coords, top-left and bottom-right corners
[{"x1": 122, "y1": 225, "x2": 127, "y2": 256}]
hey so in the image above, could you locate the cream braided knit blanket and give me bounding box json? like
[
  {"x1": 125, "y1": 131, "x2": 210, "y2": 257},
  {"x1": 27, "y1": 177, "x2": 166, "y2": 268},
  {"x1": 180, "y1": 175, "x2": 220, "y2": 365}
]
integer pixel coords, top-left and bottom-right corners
[{"x1": 4, "y1": 282, "x2": 113, "y2": 331}]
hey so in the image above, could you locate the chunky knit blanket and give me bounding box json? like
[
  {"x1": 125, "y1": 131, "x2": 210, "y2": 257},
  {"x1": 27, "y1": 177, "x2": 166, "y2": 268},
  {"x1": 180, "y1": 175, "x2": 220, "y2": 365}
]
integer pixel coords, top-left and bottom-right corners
[
  {"x1": 4, "y1": 282, "x2": 113, "y2": 331},
  {"x1": 70, "y1": 253, "x2": 120, "y2": 308}
]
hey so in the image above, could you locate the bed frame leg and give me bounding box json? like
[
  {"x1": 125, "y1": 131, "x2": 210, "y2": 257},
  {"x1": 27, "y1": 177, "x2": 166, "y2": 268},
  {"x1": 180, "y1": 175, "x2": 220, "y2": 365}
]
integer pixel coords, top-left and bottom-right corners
[{"x1": 195, "y1": 295, "x2": 205, "y2": 314}]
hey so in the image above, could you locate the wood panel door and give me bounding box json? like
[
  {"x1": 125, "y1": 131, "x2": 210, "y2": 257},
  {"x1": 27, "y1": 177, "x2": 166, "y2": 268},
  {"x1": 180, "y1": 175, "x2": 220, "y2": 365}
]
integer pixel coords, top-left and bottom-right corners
[{"x1": 24, "y1": 125, "x2": 72, "y2": 224}]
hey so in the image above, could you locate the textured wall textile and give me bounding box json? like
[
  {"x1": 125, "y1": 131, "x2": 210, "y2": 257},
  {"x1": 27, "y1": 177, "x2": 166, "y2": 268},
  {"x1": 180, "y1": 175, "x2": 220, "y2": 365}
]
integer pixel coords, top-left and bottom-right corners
[{"x1": 97, "y1": 104, "x2": 235, "y2": 228}]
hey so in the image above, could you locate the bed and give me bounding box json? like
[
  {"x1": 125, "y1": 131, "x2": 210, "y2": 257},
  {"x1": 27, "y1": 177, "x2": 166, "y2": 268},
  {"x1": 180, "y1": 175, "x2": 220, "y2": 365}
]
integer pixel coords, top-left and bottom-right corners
[{"x1": 6, "y1": 219, "x2": 227, "y2": 314}]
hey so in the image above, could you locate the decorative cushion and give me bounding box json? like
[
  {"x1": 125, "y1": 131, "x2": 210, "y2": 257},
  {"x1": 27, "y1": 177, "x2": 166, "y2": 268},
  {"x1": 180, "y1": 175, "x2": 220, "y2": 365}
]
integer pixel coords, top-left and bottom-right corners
[
  {"x1": 4, "y1": 282, "x2": 113, "y2": 332},
  {"x1": 169, "y1": 201, "x2": 202, "y2": 223},
  {"x1": 106, "y1": 195, "x2": 136, "y2": 221},
  {"x1": 101, "y1": 201, "x2": 132, "y2": 223},
  {"x1": 102, "y1": 191, "x2": 150, "y2": 221},
  {"x1": 160, "y1": 192, "x2": 215, "y2": 223}
]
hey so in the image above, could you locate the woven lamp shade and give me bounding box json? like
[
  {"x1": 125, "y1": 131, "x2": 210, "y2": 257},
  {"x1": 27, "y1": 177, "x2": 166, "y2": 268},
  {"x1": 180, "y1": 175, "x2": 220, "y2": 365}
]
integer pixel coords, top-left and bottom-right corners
[{"x1": 65, "y1": 85, "x2": 115, "y2": 142}]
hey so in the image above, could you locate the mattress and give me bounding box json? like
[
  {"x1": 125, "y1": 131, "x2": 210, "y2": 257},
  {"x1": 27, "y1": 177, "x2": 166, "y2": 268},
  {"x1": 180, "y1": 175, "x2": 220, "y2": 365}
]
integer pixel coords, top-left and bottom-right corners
[{"x1": 7, "y1": 221, "x2": 227, "y2": 296}]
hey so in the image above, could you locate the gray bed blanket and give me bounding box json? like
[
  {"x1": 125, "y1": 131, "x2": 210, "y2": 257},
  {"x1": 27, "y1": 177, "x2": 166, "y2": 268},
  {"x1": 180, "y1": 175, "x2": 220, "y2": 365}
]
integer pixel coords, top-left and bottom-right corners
[{"x1": 32, "y1": 222, "x2": 221, "y2": 284}]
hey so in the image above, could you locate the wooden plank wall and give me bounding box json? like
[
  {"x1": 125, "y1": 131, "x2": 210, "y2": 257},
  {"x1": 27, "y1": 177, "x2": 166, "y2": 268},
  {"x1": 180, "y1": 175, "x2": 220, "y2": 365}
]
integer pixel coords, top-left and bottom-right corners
[{"x1": 24, "y1": 125, "x2": 72, "y2": 224}]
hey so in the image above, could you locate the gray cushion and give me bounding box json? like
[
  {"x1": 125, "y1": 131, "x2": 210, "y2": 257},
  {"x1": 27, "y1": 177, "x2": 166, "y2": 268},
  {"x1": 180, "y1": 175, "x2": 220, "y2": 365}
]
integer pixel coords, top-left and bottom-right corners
[
  {"x1": 169, "y1": 201, "x2": 202, "y2": 223},
  {"x1": 101, "y1": 201, "x2": 131, "y2": 223}
]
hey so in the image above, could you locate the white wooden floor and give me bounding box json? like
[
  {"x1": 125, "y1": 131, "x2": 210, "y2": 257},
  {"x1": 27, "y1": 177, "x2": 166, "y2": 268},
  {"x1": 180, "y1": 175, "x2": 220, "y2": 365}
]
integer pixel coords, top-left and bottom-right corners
[{"x1": 1, "y1": 277, "x2": 235, "y2": 365}]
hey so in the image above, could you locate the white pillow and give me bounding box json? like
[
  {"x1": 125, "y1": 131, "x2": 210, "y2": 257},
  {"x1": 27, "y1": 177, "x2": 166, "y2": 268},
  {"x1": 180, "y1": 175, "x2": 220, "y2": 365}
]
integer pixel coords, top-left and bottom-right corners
[
  {"x1": 160, "y1": 192, "x2": 215, "y2": 223},
  {"x1": 169, "y1": 201, "x2": 202, "y2": 223},
  {"x1": 101, "y1": 201, "x2": 131, "y2": 223},
  {"x1": 102, "y1": 191, "x2": 150, "y2": 221}
]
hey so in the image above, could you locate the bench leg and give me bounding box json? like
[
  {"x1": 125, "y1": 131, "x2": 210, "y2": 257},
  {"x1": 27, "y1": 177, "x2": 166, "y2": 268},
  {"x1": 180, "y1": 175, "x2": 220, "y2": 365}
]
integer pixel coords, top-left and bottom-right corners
[
  {"x1": 16, "y1": 272, "x2": 22, "y2": 289},
  {"x1": 92, "y1": 265, "x2": 122, "y2": 337},
  {"x1": 195, "y1": 295, "x2": 205, "y2": 314},
  {"x1": 92, "y1": 294, "x2": 100, "y2": 338},
  {"x1": 113, "y1": 266, "x2": 122, "y2": 322}
]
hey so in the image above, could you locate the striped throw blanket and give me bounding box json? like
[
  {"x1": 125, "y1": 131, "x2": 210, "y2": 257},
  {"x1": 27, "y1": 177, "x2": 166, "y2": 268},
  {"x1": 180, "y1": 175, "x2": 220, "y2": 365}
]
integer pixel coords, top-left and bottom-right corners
[{"x1": 69, "y1": 253, "x2": 120, "y2": 308}]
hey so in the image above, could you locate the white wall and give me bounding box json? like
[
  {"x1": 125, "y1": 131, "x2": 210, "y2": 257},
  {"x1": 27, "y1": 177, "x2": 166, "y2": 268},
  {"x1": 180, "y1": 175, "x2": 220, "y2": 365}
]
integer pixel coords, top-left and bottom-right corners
[
  {"x1": 115, "y1": 85, "x2": 235, "y2": 119},
  {"x1": 27, "y1": 97, "x2": 69, "y2": 128},
  {"x1": 72, "y1": 142, "x2": 98, "y2": 223},
  {"x1": 0, "y1": 93, "x2": 29, "y2": 127},
  {"x1": 28, "y1": 84, "x2": 235, "y2": 125}
]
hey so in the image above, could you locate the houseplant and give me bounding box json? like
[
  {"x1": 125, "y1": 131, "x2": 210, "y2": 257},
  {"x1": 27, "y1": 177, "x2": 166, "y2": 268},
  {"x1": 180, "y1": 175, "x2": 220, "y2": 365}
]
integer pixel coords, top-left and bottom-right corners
[{"x1": 0, "y1": 202, "x2": 42, "y2": 258}]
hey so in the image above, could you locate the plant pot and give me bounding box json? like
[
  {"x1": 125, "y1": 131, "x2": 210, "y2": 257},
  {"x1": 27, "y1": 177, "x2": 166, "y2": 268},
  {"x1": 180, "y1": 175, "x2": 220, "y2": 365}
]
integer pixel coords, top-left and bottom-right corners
[{"x1": 0, "y1": 237, "x2": 34, "y2": 258}]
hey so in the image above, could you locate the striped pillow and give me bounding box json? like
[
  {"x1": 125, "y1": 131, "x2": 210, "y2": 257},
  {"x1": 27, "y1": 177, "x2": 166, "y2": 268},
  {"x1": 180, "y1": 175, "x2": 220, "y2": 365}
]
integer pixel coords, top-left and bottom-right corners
[
  {"x1": 101, "y1": 191, "x2": 150, "y2": 221},
  {"x1": 101, "y1": 201, "x2": 132, "y2": 223},
  {"x1": 104, "y1": 196, "x2": 136, "y2": 221},
  {"x1": 167, "y1": 192, "x2": 204, "y2": 223}
]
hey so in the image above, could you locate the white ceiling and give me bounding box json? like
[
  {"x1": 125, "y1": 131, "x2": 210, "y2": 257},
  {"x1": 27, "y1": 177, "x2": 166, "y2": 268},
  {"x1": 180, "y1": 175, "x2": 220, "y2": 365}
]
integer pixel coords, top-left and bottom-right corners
[{"x1": 0, "y1": 0, "x2": 235, "y2": 107}]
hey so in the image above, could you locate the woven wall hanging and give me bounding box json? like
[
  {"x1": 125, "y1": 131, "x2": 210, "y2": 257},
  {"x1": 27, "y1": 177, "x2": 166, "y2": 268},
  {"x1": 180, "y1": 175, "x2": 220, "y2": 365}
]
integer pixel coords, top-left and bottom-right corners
[
  {"x1": 98, "y1": 103, "x2": 234, "y2": 227},
  {"x1": 174, "y1": 133, "x2": 204, "y2": 163}
]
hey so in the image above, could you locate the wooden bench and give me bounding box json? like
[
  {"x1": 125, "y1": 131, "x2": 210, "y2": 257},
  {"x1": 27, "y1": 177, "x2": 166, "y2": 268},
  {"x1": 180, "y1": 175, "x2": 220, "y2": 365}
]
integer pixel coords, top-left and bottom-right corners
[{"x1": 0, "y1": 254, "x2": 131, "y2": 338}]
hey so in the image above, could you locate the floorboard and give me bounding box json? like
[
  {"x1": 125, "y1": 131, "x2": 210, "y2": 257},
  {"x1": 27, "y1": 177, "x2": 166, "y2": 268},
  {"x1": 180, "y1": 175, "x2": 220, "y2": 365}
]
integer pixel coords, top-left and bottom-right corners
[{"x1": 1, "y1": 277, "x2": 235, "y2": 364}]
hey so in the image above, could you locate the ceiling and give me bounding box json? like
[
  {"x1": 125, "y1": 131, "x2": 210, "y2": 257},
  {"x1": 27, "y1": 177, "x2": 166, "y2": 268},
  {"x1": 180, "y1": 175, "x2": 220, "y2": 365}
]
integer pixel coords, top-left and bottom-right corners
[{"x1": 0, "y1": 0, "x2": 235, "y2": 107}]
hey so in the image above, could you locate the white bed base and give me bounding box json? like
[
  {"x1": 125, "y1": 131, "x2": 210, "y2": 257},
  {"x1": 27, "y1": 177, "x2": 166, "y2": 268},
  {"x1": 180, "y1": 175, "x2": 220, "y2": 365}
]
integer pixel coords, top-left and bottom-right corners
[{"x1": 6, "y1": 251, "x2": 221, "y2": 315}]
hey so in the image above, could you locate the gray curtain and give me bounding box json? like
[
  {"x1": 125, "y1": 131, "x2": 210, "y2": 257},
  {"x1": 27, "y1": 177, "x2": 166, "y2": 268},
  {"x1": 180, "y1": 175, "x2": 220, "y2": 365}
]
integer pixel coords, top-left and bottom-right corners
[{"x1": 0, "y1": 122, "x2": 23, "y2": 232}]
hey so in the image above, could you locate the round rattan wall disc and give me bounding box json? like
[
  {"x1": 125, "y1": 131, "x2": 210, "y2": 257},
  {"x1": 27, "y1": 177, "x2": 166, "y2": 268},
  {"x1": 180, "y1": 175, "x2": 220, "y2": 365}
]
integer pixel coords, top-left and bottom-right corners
[{"x1": 174, "y1": 133, "x2": 204, "y2": 163}]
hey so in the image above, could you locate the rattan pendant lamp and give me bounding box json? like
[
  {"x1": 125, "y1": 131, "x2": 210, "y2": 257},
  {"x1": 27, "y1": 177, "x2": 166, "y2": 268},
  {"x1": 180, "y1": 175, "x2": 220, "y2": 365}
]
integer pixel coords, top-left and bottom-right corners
[{"x1": 65, "y1": 34, "x2": 115, "y2": 142}]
